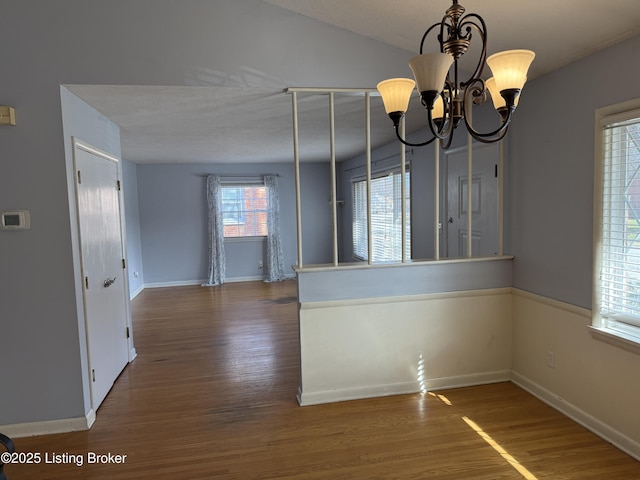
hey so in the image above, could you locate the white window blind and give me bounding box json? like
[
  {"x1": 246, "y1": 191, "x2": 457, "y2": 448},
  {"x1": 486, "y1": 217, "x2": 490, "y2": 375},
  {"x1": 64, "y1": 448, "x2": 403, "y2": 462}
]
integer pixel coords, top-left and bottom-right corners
[
  {"x1": 352, "y1": 170, "x2": 410, "y2": 262},
  {"x1": 598, "y1": 113, "x2": 640, "y2": 340},
  {"x1": 221, "y1": 185, "x2": 268, "y2": 238}
]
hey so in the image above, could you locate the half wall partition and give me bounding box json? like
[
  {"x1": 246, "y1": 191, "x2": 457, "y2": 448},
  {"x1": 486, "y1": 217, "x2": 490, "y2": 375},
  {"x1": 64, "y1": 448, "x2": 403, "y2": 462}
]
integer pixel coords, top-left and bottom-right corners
[{"x1": 286, "y1": 87, "x2": 513, "y2": 405}]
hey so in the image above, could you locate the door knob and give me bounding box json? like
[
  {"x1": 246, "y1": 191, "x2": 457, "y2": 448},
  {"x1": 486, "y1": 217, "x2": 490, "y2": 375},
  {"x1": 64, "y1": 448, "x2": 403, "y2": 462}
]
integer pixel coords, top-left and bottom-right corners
[{"x1": 103, "y1": 277, "x2": 117, "y2": 288}]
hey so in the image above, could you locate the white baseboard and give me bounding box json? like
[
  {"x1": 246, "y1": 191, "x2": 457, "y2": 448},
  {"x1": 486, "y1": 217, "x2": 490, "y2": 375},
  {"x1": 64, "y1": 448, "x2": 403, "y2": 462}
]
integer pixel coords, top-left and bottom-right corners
[
  {"x1": 130, "y1": 284, "x2": 144, "y2": 300},
  {"x1": 143, "y1": 279, "x2": 205, "y2": 289},
  {"x1": 143, "y1": 275, "x2": 296, "y2": 290},
  {"x1": 298, "y1": 380, "x2": 419, "y2": 406},
  {"x1": 225, "y1": 276, "x2": 264, "y2": 283},
  {"x1": 0, "y1": 410, "x2": 95, "y2": 439},
  {"x1": 423, "y1": 370, "x2": 512, "y2": 392},
  {"x1": 511, "y1": 372, "x2": 640, "y2": 461},
  {"x1": 218, "y1": 274, "x2": 295, "y2": 283},
  {"x1": 298, "y1": 370, "x2": 511, "y2": 406},
  {"x1": 143, "y1": 277, "x2": 261, "y2": 289}
]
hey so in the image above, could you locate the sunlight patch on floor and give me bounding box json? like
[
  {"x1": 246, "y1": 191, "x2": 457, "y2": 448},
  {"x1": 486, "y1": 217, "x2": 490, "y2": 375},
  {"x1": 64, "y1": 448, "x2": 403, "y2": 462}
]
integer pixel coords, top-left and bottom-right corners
[
  {"x1": 462, "y1": 416, "x2": 538, "y2": 480},
  {"x1": 428, "y1": 391, "x2": 453, "y2": 406}
]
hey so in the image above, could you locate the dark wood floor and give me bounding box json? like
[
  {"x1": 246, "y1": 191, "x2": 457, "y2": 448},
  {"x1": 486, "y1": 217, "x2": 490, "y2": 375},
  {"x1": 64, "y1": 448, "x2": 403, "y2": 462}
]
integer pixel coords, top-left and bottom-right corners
[{"x1": 6, "y1": 281, "x2": 640, "y2": 479}]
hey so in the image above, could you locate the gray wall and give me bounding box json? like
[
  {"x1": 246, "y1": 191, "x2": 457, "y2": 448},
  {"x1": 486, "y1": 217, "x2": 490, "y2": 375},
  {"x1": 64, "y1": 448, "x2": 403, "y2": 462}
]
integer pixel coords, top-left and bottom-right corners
[
  {"x1": 298, "y1": 258, "x2": 513, "y2": 302},
  {"x1": 338, "y1": 105, "x2": 502, "y2": 263},
  {"x1": 136, "y1": 162, "x2": 332, "y2": 284},
  {"x1": 508, "y1": 34, "x2": 640, "y2": 309},
  {"x1": 0, "y1": 0, "x2": 413, "y2": 426},
  {"x1": 122, "y1": 160, "x2": 145, "y2": 296},
  {"x1": 1, "y1": 86, "x2": 126, "y2": 425}
]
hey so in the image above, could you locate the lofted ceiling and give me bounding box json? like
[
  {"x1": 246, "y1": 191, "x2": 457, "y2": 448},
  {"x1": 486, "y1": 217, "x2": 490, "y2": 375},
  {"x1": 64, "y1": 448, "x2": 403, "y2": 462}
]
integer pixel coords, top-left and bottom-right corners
[
  {"x1": 69, "y1": 0, "x2": 640, "y2": 164},
  {"x1": 265, "y1": 0, "x2": 640, "y2": 81}
]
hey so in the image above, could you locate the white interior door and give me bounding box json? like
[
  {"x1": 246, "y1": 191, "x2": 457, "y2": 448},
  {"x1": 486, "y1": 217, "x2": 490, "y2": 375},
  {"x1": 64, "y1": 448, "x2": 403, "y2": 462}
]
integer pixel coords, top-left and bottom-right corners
[
  {"x1": 75, "y1": 143, "x2": 129, "y2": 410},
  {"x1": 446, "y1": 143, "x2": 499, "y2": 257}
]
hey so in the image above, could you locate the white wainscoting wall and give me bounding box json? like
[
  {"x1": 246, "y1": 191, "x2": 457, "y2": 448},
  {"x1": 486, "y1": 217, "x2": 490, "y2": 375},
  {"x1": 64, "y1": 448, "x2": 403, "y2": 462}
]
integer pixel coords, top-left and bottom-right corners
[
  {"x1": 298, "y1": 288, "x2": 513, "y2": 406},
  {"x1": 511, "y1": 289, "x2": 640, "y2": 460}
]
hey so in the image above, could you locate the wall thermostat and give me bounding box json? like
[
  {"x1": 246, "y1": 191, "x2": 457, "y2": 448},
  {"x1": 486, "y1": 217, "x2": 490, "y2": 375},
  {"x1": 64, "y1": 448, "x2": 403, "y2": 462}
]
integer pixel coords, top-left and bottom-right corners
[{"x1": 1, "y1": 210, "x2": 31, "y2": 230}]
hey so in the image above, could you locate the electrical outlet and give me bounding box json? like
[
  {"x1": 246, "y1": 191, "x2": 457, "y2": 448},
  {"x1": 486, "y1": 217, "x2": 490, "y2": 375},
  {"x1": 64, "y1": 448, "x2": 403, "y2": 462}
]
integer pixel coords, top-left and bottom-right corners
[
  {"x1": 258, "y1": 260, "x2": 263, "y2": 272},
  {"x1": 546, "y1": 350, "x2": 555, "y2": 369},
  {"x1": 133, "y1": 271, "x2": 139, "y2": 278}
]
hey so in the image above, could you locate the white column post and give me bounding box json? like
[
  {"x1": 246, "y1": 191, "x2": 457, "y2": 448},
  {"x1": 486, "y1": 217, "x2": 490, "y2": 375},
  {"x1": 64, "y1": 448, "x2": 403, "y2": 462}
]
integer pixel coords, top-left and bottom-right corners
[
  {"x1": 365, "y1": 93, "x2": 373, "y2": 265},
  {"x1": 498, "y1": 140, "x2": 505, "y2": 256},
  {"x1": 467, "y1": 110, "x2": 473, "y2": 258},
  {"x1": 329, "y1": 92, "x2": 339, "y2": 266},
  {"x1": 401, "y1": 118, "x2": 407, "y2": 263},
  {"x1": 292, "y1": 91, "x2": 303, "y2": 268},
  {"x1": 434, "y1": 141, "x2": 440, "y2": 260}
]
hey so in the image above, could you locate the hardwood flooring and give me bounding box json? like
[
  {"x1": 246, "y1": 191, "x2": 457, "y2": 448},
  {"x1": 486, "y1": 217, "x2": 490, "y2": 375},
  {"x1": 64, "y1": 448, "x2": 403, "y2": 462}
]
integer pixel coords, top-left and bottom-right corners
[{"x1": 6, "y1": 281, "x2": 640, "y2": 479}]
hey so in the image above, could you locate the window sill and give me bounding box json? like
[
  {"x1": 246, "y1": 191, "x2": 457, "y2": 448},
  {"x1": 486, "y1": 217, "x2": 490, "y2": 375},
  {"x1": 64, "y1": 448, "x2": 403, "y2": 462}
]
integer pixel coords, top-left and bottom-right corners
[
  {"x1": 224, "y1": 236, "x2": 267, "y2": 243},
  {"x1": 588, "y1": 325, "x2": 640, "y2": 356}
]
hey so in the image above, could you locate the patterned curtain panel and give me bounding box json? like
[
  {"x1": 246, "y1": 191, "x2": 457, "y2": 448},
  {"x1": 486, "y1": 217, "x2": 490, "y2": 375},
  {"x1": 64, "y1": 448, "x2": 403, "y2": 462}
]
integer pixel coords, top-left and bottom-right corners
[
  {"x1": 202, "y1": 175, "x2": 226, "y2": 286},
  {"x1": 264, "y1": 175, "x2": 286, "y2": 282}
]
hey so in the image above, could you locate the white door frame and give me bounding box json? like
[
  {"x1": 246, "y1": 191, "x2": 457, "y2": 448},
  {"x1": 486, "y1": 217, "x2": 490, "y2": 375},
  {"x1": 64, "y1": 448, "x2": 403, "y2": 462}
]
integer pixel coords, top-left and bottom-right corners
[{"x1": 72, "y1": 138, "x2": 136, "y2": 410}]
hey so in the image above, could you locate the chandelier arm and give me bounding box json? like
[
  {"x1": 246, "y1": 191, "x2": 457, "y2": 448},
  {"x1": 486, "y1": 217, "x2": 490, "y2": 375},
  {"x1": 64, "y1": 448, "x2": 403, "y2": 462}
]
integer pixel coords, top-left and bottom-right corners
[
  {"x1": 463, "y1": 100, "x2": 515, "y2": 143},
  {"x1": 427, "y1": 110, "x2": 446, "y2": 141},
  {"x1": 462, "y1": 77, "x2": 487, "y2": 105},
  {"x1": 394, "y1": 125, "x2": 437, "y2": 147},
  {"x1": 420, "y1": 22, "x2": 446, "y2": 54},
  {"x1": 419, "y1": 85, "x2": 454, "y2": 144},
  {"x1": 435, "y1": 8, "x2": 457, "y2": 54},
  {"x1": 439, "y1": 82, "x2": 456, "y2": 139},
  {"x1": 425, "y1": 97, "x2": 453, "y2": 143},
  {"x1": 461, "y1": 79, "x2": 515, "y2": 142},
  {"x1": 457, "y1": 14, "x2": 488, "y2": 87},
  {"x1": 467, "y1": 126, "x2": 509, "y2": 144},
  {"x1": 439, "y1": 130, "x2": 456, "y2": 150}
]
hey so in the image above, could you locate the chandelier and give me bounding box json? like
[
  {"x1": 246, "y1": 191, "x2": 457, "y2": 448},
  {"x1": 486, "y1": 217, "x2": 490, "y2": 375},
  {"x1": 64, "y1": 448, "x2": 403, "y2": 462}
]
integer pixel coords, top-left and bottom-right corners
[{"x1": 376, "y1": 0, "x2": 535, "y2": 148}]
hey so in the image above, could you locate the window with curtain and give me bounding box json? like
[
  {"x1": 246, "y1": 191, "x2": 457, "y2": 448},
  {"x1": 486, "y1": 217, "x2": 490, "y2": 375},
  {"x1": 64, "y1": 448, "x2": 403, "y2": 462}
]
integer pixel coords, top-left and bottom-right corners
[
  {"x1": 221, "y1": 185, "x2": 268, "y2": 238},
  {"x1": 595, "y1": 107, "x2": 640, "y2": 344},
  {"x1": 204, "y1": 176, "x2": 284, "y2": 286},
  {"x1": 352, "y1": 169, "x2": 410, "y2": 262}
]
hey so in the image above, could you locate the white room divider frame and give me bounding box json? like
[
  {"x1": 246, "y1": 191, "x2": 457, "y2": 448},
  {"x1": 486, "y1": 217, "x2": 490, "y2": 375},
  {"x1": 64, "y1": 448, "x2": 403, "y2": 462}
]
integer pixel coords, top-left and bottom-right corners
[
  {"x1": 287, "y1": 87, "x2": 411, "y2": 267},
  {"x1": 286, "y1": 87, "x2": 505, "y2": 266},
  {"x1": 286, "y1": 87, "x2": 513, "y2": 407}
]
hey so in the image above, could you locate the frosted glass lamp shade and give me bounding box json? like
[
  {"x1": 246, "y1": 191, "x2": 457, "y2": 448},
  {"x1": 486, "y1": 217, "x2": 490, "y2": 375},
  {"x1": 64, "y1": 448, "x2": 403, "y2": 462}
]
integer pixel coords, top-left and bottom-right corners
[
  {"x1": 409, "y1": 53, "x2": 453, "y2": 93},
  {"x1": 432, "y1": 94, "x2": 445, "y2": 120},
  {"x1": 377, "y1": 78, "x2": 416, "y2": 114},
  {"x1": 485, "y1": 77, "x2": 521, "y2": 110},
  {"x1": 486, "y1": 49, "x2": 535, "y2": 93}
]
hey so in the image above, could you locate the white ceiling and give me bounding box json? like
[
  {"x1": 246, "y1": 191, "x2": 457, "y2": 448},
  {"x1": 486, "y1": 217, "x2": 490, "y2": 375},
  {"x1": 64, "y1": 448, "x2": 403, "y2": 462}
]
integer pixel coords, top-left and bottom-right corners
[
  {"x1": 69, "y1": 0, "x2": 640, "y2": 164},
  {"x1": 67, "y1": 85, "x2": 395, "y2": 164},
  {"x1": 266, "y1": 0, "x2": 640, "y2": 81}
]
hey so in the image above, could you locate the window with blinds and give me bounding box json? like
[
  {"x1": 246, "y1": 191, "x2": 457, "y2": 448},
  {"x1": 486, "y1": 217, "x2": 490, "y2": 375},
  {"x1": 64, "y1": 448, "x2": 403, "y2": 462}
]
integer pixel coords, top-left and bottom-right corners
[
  {"x1": 352, "y1": 170, "x2": 410, "y2": 262},
  {"x1": 221, "y1": 185, "x2": 268, "y2": 238},
  {"x1": 597, "y1": 111, "x2": 640, "y2": 342}
]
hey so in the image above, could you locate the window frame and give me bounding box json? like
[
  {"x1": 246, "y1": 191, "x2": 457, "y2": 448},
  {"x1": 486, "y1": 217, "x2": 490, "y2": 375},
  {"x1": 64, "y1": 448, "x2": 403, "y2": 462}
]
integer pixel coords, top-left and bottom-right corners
[
  {"x1": 351, "y1": 167, "x2": 411, "y2": 263},
  {"x1": 591, "y1": 99, "x2": 640, "y2": 354},
  {"x1": 220, "y1": 183, "x2": 268, "y2": 240}
]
